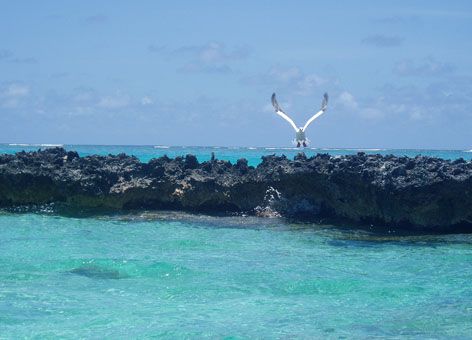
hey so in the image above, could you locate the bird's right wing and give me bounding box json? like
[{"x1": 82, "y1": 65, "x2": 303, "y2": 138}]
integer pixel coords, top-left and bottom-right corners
[
  {"x1": 302, "y1": 93, "x2": 328, "y2": 131},
  {"x1": 271, "y1": 93, "x2": 298, "y2": 132}
]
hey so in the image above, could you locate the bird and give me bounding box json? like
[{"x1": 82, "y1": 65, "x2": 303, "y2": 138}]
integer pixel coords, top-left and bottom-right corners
[{"x1": 271, "y1": 92, "x2": 328, "y2": 147}]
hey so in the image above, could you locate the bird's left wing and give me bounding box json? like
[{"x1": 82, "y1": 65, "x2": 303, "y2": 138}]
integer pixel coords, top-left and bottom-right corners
[
  {"x1": 302, "y1": 93, "x2": 328, "y2": 131},
  {"x1": 271, "y1": 93, "x2": 298, "y2": 132}
]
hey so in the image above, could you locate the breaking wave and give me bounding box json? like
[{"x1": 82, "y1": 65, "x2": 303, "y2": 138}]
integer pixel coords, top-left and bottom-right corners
[{"x1": 9, "y1": 143, "x2": 63, "y2": 147}]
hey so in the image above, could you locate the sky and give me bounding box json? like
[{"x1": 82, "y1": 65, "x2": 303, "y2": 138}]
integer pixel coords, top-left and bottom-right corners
[{"x1": 0, "y1": 0, "x2": 471, "y2": 148}]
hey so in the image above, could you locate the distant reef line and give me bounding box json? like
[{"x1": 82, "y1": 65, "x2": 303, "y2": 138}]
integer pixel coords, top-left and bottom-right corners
[{"x1": 0, "y1": 148, "x2": 471, "y2": 233}]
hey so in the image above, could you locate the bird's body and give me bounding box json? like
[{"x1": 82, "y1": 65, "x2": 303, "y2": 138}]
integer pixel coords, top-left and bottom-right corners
[
  {"x1": 295, "y1": 128, "x2": 306, "y2": 147},
  {"x1": 271, "y1": 93, "x2": 328, "y2": 147}
]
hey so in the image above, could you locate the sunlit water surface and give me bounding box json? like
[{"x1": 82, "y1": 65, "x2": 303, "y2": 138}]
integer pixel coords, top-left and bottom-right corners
[{"x1": 1, "y1": 212, "x2": 471, "y2": 338}]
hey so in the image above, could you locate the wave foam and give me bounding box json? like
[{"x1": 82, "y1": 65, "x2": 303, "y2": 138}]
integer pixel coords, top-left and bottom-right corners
[
  {"x1": 154, "y1": 146, "x2": 170, "y2": 149},
  {"x1": 40, "y1": 144, "x2": 63, "y2": 147},
  {"x1": 9, "y1": 143, "x2": 63, "y2": 147}
]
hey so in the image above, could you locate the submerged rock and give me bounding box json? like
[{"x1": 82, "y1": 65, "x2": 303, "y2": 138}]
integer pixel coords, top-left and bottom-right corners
[
  {"x1": 0, "y1": 148, "x2": 471, "y2": 233},
  {"x1": 69, "y1": 266, "x2": 122, "y2": 279}
]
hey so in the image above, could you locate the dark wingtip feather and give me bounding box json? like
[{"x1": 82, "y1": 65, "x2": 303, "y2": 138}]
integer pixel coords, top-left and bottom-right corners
[{"x1": 271, "y1": 93, "x2": 279, "y2": 110}]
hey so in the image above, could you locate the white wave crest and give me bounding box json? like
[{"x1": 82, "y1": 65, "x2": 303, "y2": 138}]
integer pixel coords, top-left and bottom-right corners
[
  {"x1": 154, "y1": 145, "x2": 170, "y2": 149},
  {"x1": 9, "y1": 143, "x2": 63, "y2": 147}
]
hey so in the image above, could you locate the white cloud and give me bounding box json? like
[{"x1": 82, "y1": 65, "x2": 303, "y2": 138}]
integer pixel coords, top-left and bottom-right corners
[
  {"x1": 3, "y1": 84, "x2": 29, "y2": 97},
  {"x1": 0, "y1": 83, "x2": 30, "y2": 108},
  {"x1": 394, "y1": 57, "x2": 454, "y2": 77},
  {"x1": 336, "y1": 91, "x2": 384, "y2": 119},
  {"x1": 199, "y1": 42, "x2": 230, "y2": 63},
  {"x1": 176, "y1": 42, "x2": 249, "y2": 63},
  {"x1": 246, "y1": 66, "x2": 330, "y2": 97},
  {"x1": 178, "y1": 63, "x2": 232, "y2": 74},
  {"x1": 268, "y1": 66, "x2": 301, "y2": 82},
  {"x1": 72, "y1": 88, "x2": 96, "y2": 103},
  {"x1": 409, "y1": 107, "x2": 427, "y2": 121},
  {"x1": 172, "y1": 42, "x2": 249, "y2": 74},
  {"x1": 141, "y1": 96, "x2": 153, "y2": 106},
  {"x1": 97, "y1": 94, "x2": 130, "y2": 109},
  {"x1": 360, "y1": 107, "x2": 384, "y2": 119},
  {"x1": 295, "y1": 74, "x2": 327, "y2": 96},
  {"x1": 337, "y1": 91, "x2": 359, "y2": 110},
  {"x1": 362, "y1": 35, "x2": 404, "y2": 47},
  {"x1": 355, "y1": 77, "x2": 472, "y2": 122}
]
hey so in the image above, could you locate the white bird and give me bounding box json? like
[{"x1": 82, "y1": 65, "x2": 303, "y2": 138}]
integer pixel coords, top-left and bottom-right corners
[{"x1": 271, "y1": 92, "x2": 328, "y2": 147}]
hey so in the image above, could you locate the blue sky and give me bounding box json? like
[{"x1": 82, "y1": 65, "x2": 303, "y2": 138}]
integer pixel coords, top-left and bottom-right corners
[{"x1": 1, "y1": 0, "x2": 471, "y2": 148}]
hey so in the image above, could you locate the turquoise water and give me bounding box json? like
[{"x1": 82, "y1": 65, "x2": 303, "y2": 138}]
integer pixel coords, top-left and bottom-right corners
[
  {"x1": 1, "y1": 212, "x2": 471, "y2": 338},
  {"x1": 1, "y1": 143, "x2": 472, "y2": 166},
  {"x1": 1, "y1": 145, "x2": 472, "y2": 338}
]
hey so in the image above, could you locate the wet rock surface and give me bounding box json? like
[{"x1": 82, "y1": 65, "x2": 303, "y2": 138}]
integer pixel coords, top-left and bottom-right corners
[{"x1": 1, "y1": 148, "x2": 471, "y2": 233}]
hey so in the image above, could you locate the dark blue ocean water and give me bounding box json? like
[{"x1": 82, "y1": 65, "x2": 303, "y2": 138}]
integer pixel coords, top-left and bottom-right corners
[{"x1": 1, "y1": 144, "x2": 471, "y2": 338}]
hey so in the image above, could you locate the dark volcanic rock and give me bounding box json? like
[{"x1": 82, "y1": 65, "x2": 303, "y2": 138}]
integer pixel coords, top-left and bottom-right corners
[{"x1": 1, "y1": 147, "x2": 472, "y2": 233}]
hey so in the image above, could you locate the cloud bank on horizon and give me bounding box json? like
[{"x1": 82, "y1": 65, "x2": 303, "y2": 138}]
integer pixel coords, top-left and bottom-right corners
[{"x1": 0, "y1": 0, "x2": 471, "y2": 148}]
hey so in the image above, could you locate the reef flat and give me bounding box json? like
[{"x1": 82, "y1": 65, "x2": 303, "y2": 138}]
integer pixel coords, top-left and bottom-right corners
[{"x1": 0, "y1": 148, "x2": 471, "y2": 233}]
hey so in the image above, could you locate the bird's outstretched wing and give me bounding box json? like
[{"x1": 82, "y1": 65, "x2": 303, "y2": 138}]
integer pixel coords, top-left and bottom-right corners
[
  {"x1": 302, "y1": 93, "x2": 328, "y2": 131},
  {"x1": 271, "y1": 93, "x2": 298, "y2": 132}
]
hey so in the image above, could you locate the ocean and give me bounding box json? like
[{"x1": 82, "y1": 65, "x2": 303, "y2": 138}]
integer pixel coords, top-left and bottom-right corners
[
  {"x1": 2, "y1": 143, "x2": 472, "y2": 165},
  {"x1": 1, "y1": 144, "x2": 472, "y2": 338}
]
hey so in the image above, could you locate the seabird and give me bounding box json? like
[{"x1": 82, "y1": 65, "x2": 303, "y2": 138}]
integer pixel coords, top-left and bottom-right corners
[{"x1": 271, "y1": 92, "x2": 328, "y2": 147}]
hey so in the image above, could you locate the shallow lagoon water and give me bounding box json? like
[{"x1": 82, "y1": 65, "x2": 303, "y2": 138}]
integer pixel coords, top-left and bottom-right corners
[{"x1": 1, "y1": 212, "x2": 471, "y2": 338}]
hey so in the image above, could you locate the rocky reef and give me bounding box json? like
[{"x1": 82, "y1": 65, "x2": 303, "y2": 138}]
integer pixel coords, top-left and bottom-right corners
[{"x1": 0, "y1": 148, "x2": 471, "y2": 233}]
